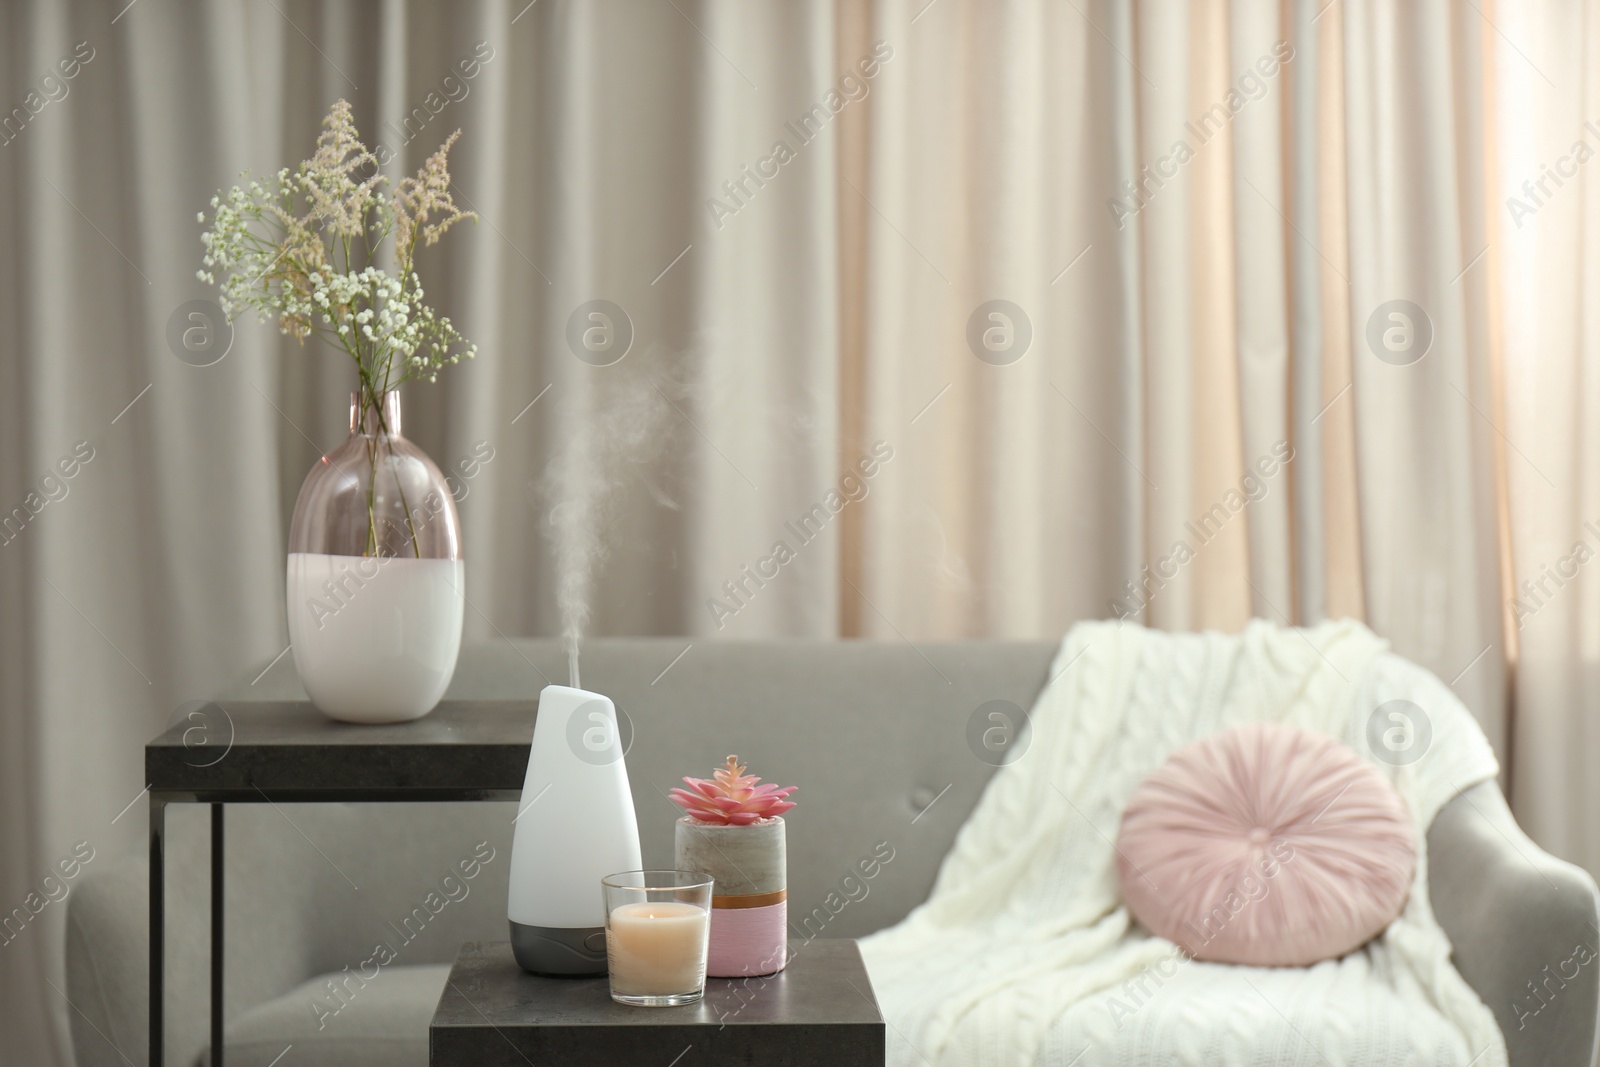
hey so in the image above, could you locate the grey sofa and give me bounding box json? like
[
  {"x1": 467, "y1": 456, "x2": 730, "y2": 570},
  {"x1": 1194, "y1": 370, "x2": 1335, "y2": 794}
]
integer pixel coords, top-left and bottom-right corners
[{"x1": 66, "y1": 639, "x2": 1600, "y2": 1067}]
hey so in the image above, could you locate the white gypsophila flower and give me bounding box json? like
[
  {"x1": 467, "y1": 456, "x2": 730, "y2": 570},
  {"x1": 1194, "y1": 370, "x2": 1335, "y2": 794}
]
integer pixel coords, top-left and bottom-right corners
[{"x1": 194, "y1": 101, "x2": 477, "y2": 397}]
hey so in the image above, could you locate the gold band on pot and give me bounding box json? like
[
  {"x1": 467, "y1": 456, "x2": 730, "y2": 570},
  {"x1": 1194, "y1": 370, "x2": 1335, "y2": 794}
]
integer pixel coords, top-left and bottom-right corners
[{"x1": 711, "y1": 888, "x2": 788, "y2": 909}]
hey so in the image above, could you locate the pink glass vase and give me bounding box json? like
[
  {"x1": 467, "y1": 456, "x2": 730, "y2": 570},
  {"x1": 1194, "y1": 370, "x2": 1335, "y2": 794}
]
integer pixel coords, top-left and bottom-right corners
[{"x1": 285, "y1": 390, "x2": 464, "y2": 723}]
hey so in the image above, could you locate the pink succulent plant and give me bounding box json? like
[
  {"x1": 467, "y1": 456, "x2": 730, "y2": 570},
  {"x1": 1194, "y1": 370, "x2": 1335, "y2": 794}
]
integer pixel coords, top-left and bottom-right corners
[{"x1": 670, "y1": 755, "x2": 797, "y2": 826}]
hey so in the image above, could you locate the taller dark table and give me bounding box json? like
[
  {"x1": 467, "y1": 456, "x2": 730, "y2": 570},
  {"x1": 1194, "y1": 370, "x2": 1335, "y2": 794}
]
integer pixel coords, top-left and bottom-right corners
[{"x1": 145, "y1": 699, "x2": 536, "y2": 1067}]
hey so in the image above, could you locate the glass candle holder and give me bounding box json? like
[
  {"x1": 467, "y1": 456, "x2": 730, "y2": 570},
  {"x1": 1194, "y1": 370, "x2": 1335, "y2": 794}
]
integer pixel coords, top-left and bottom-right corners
[{"x1": 601, "y1": 870, "x2": 714, "y2": 1006}]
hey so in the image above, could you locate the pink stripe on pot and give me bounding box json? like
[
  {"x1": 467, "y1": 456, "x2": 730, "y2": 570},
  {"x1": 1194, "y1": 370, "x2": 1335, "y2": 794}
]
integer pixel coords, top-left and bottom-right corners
[{"x1": 706, "y1": 900, "x2": 788, "y2": 978}]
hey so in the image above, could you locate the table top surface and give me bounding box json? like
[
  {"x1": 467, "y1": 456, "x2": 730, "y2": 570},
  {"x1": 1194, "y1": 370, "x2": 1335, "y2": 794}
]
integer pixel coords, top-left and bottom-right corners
[
  {"x1": 431, "y1": 938, "x2": 883, "y2": 1031},
  {"x1": 145, "y1": 699, "x2": 535, "y2": 799}
]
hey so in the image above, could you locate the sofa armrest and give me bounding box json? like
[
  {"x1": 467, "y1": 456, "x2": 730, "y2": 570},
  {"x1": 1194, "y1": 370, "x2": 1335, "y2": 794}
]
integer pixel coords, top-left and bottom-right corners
[
  {"x1": 65, "y1": 856, "x2": 149, "y2": 1067},
  {"x1": 1427, "y1": 781, "x2": 1600, "y2": 1067}
]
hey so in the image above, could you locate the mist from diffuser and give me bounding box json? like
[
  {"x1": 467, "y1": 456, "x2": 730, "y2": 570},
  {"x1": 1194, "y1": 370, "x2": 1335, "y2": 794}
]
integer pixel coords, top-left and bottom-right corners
[
  {"x1": 507, "y1": 685, "x2": 642, "y2": 975},
  {"x1": 536, "y1": 360, "x2": 678, "y2": 692}
]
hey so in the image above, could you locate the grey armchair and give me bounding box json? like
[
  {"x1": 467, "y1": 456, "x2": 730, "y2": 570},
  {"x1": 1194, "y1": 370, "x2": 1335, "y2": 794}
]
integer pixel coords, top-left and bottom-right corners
[{"x1": 64, "y1": 639, "x2": 1600, "y2": 1066}]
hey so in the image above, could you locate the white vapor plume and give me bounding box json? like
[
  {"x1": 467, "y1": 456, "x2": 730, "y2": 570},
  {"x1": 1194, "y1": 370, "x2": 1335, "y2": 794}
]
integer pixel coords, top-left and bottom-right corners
[{"x1": 539, "y1": 356, "x2": 679, "y2": 688}]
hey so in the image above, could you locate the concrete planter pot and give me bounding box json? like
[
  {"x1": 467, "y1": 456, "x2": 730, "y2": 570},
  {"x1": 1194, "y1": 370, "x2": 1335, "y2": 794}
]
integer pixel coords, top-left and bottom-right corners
[{"x1": 675, "y1": 816, "x2": 787, "y2": 977}]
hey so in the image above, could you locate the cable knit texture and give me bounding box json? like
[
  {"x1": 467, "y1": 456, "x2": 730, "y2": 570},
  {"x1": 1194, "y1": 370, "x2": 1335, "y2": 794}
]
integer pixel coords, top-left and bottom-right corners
[
  {"x1": 1116, "y1": 722, "x2": 1417, "y2": 967},
  {"x1": 859, "y1": 619, "x2": 1506, "y2": 1067}
]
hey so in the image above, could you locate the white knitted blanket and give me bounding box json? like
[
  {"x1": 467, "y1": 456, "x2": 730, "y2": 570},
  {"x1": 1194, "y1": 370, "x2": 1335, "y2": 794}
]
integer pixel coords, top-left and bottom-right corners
[{"x1": 860, "y1": 619, "x2": 1505, "y2": 1067}]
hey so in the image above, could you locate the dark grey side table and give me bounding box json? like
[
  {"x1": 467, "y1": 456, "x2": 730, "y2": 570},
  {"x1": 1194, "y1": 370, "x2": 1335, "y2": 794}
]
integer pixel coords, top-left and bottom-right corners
[
  {"x1": 144, "y1": 700, "x2": 534, "y2": 1067},
  {"x1": 431, "y1": 939, "x2": 885, "y2": 1065}
]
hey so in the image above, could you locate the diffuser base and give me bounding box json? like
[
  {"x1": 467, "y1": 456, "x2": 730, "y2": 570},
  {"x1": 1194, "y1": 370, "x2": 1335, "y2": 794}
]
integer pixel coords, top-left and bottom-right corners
[{"x1": 509, "y1": 920, "x2": 608, "y2": 976}]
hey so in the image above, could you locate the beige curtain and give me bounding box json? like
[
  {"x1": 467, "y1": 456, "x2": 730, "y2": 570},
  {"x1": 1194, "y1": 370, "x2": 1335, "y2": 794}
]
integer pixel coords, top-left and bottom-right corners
[
  {"x1": 0, "y1": 0, "x2": 1583, "y2": 1063},
  {"x1": 1493, "y1": 0, "x2": 1600, "y2": 878},
  {"x1": 848, "y1": 0, "x2": 1509, "y2": 750}
]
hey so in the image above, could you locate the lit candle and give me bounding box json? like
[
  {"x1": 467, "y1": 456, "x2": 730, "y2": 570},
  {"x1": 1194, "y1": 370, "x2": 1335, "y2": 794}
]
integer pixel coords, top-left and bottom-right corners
[{"x1": 605, "y1": 901, "x2": 709, "y2": 997}]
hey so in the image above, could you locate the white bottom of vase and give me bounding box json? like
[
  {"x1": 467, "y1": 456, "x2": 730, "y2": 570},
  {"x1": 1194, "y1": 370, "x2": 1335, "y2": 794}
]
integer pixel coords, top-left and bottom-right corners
[{"x1": 286, "y1": 553, "x2": 464, "y2": 723}]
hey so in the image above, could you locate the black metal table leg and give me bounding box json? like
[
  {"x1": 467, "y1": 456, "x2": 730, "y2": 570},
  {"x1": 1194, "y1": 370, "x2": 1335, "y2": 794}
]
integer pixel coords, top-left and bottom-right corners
[
  {"x1": 149, "y1": 796, "x2": 165, "y2": 1067},
  {"x1": 212, "y1": 803, "x2": 224, "y2": 1067}
]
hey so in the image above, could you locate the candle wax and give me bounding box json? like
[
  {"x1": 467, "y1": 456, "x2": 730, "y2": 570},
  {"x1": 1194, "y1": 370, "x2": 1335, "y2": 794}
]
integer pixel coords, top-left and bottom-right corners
[{"x1": 606, "y1": 901, "x2": 709, "y2": 997}]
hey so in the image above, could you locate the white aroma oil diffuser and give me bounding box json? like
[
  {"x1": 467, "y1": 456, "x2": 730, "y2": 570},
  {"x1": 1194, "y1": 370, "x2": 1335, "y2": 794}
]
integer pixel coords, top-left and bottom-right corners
[{"x1": 508, "y1": 684, "x2": 642, "y2": 975}]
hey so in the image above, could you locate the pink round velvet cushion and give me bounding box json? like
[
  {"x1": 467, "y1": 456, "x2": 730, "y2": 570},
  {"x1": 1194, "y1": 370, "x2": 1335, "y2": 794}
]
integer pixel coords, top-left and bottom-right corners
[{"x1": 1115, "y1": 722, "x2": 1416, "y2": 967}]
